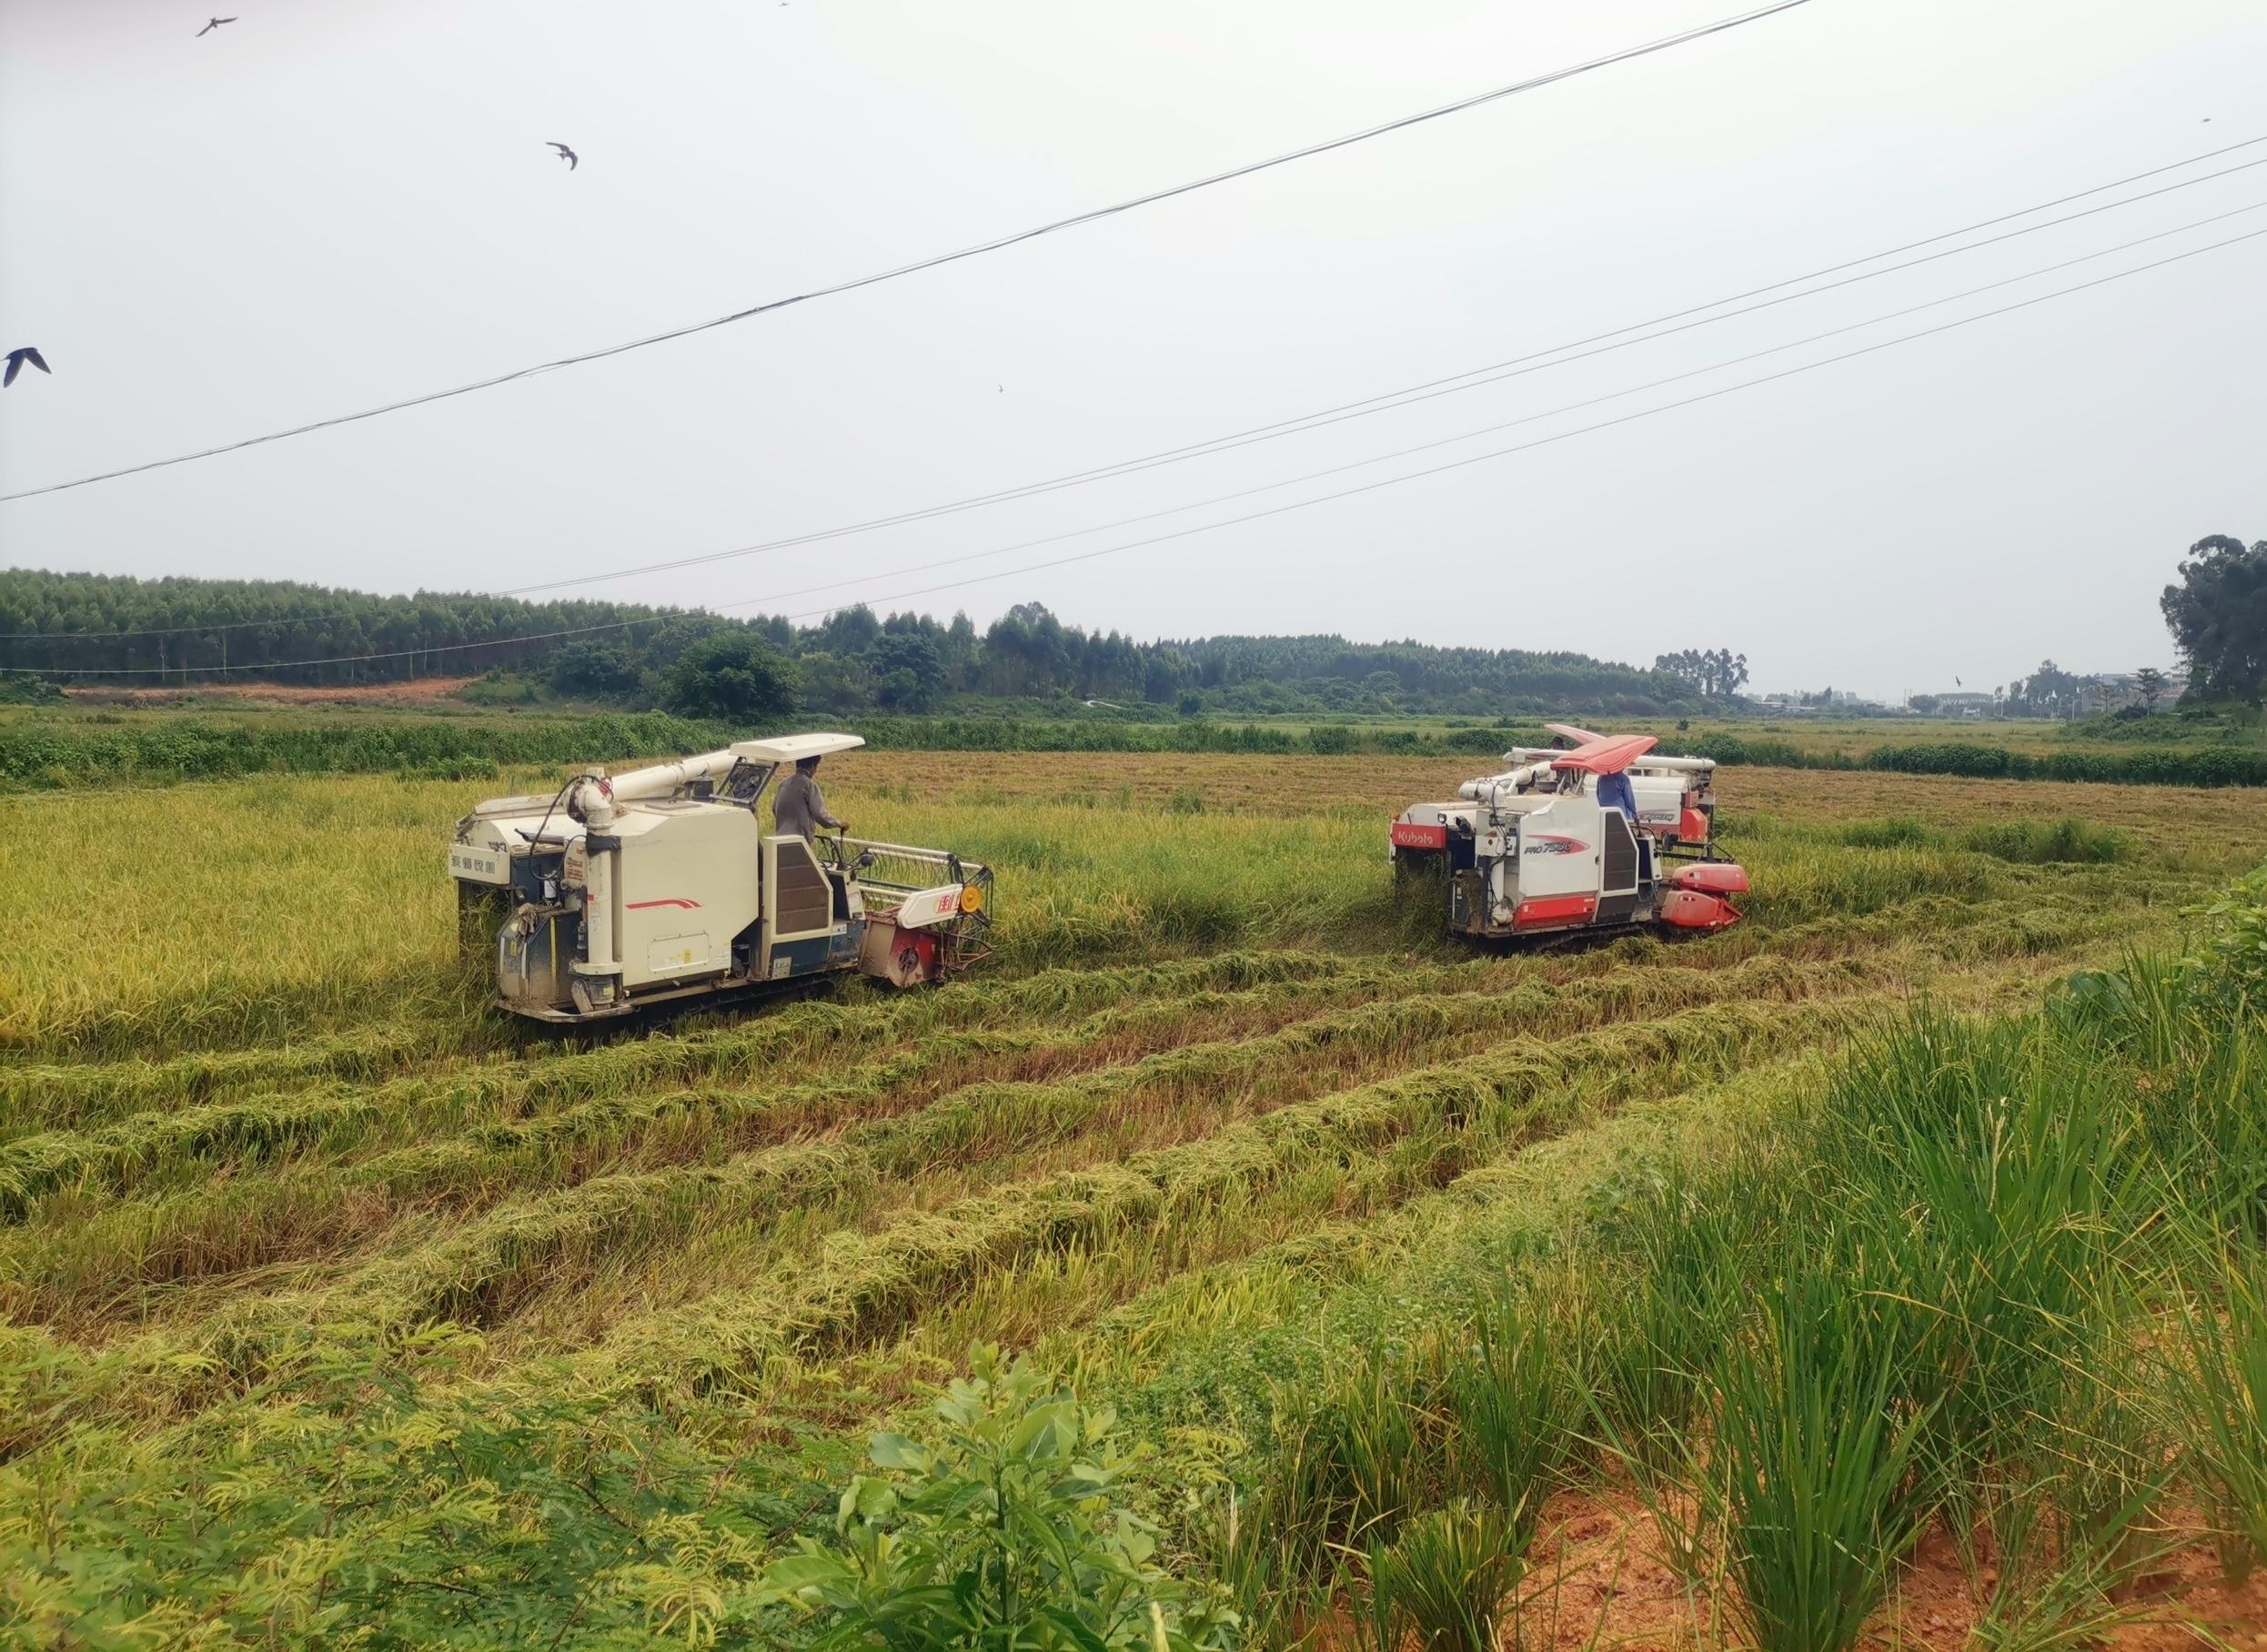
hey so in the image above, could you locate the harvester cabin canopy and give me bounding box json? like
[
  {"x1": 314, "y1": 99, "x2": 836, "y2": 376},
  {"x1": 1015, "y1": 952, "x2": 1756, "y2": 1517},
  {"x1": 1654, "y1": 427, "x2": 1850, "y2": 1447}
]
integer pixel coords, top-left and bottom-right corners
[
  {"x1": 728, "y1": 732, "x2": 866, "y2": 764},
  {"x1": 1548, "y1": 733, "x2": 1659, "y2": 776}
]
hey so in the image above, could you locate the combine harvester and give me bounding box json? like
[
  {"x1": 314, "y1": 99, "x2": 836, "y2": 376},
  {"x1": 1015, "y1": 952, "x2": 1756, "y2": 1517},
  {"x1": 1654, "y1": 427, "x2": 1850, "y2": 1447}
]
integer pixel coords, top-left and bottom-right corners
[
  {"x1": 1390, "y1": 722, "x2": 1748, "y2": 943},
  {"x1": 448, "y1": 733, "x2": 992, "y2": 1024}
]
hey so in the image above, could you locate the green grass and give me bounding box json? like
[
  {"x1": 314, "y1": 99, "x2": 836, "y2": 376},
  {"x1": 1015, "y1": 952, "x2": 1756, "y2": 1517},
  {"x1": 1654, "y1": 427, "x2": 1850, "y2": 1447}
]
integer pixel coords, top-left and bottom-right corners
[{"x1": 8, "y1": 700, "x2": 2266, "y2": 790}]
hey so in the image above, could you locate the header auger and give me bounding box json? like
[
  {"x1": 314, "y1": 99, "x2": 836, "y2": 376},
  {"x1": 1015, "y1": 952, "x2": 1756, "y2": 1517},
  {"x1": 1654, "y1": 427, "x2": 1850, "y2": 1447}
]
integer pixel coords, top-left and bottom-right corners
[
  {"x1": 449, "y1": 732, "x2": 992, "y2": 1024},
  {"x1": 1389, "y1": 722, "x2": 1748, "y2": 942}
]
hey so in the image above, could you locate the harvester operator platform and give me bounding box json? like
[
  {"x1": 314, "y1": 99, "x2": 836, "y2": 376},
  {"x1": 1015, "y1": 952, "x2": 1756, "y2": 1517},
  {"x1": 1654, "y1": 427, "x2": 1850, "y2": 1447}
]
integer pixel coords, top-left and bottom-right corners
[{"x1": 773, "y1": 753, "x2": 849, "y2": 841}]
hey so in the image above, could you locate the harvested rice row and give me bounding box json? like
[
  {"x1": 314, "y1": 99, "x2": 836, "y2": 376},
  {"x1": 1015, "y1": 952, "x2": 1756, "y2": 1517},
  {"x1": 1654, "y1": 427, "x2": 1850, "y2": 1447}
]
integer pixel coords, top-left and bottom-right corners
[
  {"x1": 0, "y1": 962, "x2": 1546, "y2": 1320},
  {"x1": 471, "y1": 955, "x2": 1877, "y2": 1359},
  {"x1": 1034, "y1": 943, "x2": 2111, "y2": 1403},
  {"x1": 0, "y1": 954, "x2": 1500, "y2": 1224},
  {"x1": 590, "y1": 994, "x2": 1873, "y2": 1400},
  {"x1": 1, "y1": 956, "x2": 1864, "y2": 1443},
  {"x1": 595, "y1": 942, "x2": 2099, "y2": 1403},
  {"x1": 0, "y1": 1026, "x2": 436, "y2": 1140},
  {"x1": 109, "y1": 966, "x2": 1737, "y2": 1331},
  {"x1": 0, "y1": 947, "x2": 1370, "y2": 1136},
  {"x1": 5, "y1": 923, "x2": 1913, "y2": 1255},
  {"x1": 314, "y1": 952, "x2": 1860, "y2": 1334}
]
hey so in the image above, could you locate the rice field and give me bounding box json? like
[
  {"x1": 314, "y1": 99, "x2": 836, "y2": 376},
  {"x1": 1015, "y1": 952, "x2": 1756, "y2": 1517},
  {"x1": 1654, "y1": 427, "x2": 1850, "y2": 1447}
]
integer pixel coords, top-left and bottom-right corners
[{"x1": 0, "y1": 750, "x2": 2261, "y2": 1647}]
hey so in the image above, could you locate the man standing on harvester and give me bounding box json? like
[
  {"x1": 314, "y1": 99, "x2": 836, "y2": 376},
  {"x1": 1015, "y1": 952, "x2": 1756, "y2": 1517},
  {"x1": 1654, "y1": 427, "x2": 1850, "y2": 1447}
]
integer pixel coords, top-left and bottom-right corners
[{"x1": 774, "y1": 753, "x2": 848, "y2": 841}]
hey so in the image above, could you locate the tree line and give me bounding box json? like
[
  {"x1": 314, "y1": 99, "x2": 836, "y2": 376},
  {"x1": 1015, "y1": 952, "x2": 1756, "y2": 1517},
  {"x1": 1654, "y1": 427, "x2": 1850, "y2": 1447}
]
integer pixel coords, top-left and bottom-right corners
[{"x1": 0, "y1": 569, "x2": 1723, "y2": 718}]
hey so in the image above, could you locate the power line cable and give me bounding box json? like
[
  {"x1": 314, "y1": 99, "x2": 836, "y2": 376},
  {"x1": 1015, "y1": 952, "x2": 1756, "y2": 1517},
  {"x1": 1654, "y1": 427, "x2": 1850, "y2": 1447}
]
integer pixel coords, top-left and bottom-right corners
[
  {"x1": 497, "y1": 149, "x2": 2267, "y2": 596},
  {"x1": 755, "y1": 226, "x2": 2267, "y2": 627},
  {"x1": 13, "y1": 135, "x2": 2265, "y2": 642},
  {"x1": 658, "y1": 199, "x2": 2267, "y2": 613},
  {"x1": 0, "y1": 0, "x2": 1818, "y2": 505},
  {"x1": 14, "y1": 221, "x2": 2259, "y2": 677}
]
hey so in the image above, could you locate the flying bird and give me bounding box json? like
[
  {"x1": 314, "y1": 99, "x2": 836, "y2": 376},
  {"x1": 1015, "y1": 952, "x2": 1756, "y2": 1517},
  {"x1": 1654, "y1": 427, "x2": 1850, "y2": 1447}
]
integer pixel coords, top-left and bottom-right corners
[
  {"x1": 196, "y1": 16, "x2": 236, "y2": 35},
  {"x1": 5, "y1": 348, "x2": 51, "y2": 388},
  {"x1": 549, "y1": 142, "x2": 579, "y2": 170}
]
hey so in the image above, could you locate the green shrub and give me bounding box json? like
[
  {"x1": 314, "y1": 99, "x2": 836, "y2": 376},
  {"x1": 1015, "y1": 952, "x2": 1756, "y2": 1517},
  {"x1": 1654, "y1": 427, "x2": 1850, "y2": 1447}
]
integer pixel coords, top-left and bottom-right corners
[
  {"x1": 760, "y1": 1346, "x2": 1236, "y2": 1649},
  {"x1": 1840, "y1": 816, "x2": 1930, "y2": 849},
  {"x1": 1959, "y1": 817, "x2": 2130, "y2": 864},
  {"x1": 2177, "y1": 867, "x2": 2267, "y2": 1011},
  {"x1": 11, "y1": 710, "x2": 2267, "y2": 789}
]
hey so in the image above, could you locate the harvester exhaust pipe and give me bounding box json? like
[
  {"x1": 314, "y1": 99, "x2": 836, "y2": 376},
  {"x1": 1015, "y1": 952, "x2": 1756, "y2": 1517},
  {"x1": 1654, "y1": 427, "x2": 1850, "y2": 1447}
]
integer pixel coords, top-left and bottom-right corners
[{"x1": 565, "y1": 771, "x2": 624, "y2": 1014}]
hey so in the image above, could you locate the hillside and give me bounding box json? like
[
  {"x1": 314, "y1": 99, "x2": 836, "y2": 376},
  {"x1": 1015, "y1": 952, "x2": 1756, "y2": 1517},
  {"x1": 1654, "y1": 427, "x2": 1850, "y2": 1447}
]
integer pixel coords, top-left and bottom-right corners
[{"x1": 0, "y1": 568, "x2": 1707, "y2": 718}]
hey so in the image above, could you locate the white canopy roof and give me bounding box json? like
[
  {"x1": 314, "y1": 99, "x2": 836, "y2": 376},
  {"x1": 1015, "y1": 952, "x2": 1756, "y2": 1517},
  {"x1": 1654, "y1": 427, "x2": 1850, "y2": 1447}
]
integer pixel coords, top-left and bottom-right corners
[{"x1": 730, "y1": 732, "x2": 867, "y2": 763}]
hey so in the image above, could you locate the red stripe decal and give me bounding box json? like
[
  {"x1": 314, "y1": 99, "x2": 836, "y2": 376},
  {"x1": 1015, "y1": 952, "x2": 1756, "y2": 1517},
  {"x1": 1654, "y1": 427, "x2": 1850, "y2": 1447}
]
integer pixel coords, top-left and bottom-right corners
[
  {"x1": 1513, "y1": 894, "x2": 1597, "y2": 927},
  {"x1": 626, "y1": 898, "x2": 701, "y2": 910}
]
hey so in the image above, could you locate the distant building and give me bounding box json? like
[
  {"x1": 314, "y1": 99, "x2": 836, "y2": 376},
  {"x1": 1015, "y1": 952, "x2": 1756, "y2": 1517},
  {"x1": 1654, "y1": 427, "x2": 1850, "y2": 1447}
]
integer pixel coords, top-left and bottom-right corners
[{"x1": 2077, "y1": 671, "x2": 2185, "y2": 715}]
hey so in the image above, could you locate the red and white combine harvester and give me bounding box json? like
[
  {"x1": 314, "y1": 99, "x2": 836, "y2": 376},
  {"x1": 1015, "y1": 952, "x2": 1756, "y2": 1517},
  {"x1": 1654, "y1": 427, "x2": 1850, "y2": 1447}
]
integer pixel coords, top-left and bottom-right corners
[{"x1": 1389, "y1": 723, "x2": 1748, "y2": 942}]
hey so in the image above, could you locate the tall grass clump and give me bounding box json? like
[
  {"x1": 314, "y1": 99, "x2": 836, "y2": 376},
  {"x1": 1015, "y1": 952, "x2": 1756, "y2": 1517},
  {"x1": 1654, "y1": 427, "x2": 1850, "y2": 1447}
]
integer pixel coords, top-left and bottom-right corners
[
  {"x1": 1361, "y1": 1498, "x2": 1526, "y2": 1652},
  {"x1": 1704, "y1": 1264, "x2": 1936, "y2": 1652},
  {"x1": 1132, "y1": 865, "x2": 2262, "y2": 1645},
  {"x1": 1966, "y1": 1342, "x2": 2171, "y2": 1651},
  {"x1": 2165, "y1": 1252, "x2": 2267, "y2": 1583},
  {"x1": 1819, "y1": 1012, "x2": 2150, "y2": 1506},
  {"x1": 1578, "y1": 1151, "x2": 1784, "y2": 1478},
  {"x1": 1445, "y1": 1293, "x2": 1581, "y2": 1543}
]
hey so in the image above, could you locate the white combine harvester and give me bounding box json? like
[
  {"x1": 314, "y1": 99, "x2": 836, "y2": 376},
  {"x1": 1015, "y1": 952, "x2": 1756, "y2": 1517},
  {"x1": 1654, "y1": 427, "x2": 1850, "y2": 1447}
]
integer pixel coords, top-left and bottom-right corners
[
  {"x1": 448, "y1": 732, "x2": 992, "y2": 1024},
  {"x1": 1390, "y1": 722, "x2": 1748, "y2": 942}
]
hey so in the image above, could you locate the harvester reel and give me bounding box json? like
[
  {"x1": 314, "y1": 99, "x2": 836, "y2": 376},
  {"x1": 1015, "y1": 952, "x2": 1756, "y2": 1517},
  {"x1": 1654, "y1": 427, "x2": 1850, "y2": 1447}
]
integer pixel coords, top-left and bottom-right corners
[{"x1": 948, "y1": 863, "x2": 996, "y2": 970}]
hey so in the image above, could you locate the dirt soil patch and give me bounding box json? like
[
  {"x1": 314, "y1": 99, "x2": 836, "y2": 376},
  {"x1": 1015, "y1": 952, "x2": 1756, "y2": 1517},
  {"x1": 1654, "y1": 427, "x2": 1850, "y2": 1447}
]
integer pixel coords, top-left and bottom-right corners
[
  {"x1": 67, "y1": 678, "x2": 480, "y2": 708},
  {"x1": 1504, "y1": 1486, "x2": 2267, "y2": 1648}
]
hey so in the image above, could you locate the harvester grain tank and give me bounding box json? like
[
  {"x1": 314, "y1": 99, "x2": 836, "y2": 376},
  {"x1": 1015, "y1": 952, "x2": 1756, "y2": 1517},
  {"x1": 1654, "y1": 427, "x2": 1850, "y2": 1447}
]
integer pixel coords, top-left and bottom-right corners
[
  {"x1": 448, "y1": 732, "x2": 992, "y2": 1023},
  {"x1": 1389, "y1": 724, "x2": 1748, "y2": 942}
]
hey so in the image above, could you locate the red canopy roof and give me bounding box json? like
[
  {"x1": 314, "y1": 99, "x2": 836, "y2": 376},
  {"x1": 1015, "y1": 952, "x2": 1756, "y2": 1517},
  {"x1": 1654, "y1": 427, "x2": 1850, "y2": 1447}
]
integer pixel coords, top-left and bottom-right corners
[{"x1": 1550, "y1": 733, "x2": 1659, "y2": 775}]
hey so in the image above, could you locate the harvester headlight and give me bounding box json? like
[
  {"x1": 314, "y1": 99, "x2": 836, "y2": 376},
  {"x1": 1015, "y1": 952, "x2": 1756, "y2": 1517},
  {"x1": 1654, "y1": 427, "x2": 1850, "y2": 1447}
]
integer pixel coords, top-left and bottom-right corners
[{"x1": 960, "y1": 883, "x2": 985, "y2": 914}]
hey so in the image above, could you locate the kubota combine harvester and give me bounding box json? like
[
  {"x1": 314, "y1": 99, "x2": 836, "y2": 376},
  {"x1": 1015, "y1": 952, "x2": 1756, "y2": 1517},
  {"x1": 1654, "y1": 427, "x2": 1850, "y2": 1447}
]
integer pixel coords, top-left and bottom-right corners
[
  {"x1": 448, "y1": 733, "x2": 992, "y2": 1024},
  {"x1": 1390, "y1": 722, "x2": 1748, "y2": 942}
]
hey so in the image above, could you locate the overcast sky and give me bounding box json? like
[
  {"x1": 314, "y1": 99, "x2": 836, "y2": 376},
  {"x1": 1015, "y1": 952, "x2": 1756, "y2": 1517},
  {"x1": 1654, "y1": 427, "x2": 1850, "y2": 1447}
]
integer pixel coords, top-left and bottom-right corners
[{"x1": 2, "y1": 0, "x2": 2262, "y2": 699}]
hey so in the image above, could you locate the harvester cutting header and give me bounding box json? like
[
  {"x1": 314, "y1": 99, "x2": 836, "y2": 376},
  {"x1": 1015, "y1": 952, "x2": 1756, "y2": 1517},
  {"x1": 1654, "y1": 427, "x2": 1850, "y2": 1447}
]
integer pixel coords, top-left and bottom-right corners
[
  {"x1": 449, "y1": 733, "x2": 992, "y2": 1023},
  {"x1": 1390, "y1": 723, "x2": 1748, "y2": 942}
]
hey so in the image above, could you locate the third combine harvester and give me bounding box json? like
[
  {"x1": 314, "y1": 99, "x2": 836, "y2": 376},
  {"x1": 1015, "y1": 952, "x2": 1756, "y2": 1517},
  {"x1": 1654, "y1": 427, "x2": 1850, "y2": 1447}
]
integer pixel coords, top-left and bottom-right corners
[{"x1": 1390, "y1": 723, "x2": 1748, "y2": 942}]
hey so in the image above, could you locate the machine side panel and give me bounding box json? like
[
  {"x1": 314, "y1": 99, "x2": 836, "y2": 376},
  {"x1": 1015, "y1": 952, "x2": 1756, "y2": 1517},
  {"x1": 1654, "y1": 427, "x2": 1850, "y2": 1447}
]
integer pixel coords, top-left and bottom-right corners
[
  {"x1": 1629, "y1": 773, "x2": 1685, "y2": 838},
  {"x1": 615, "y1": 806, "x2": 761, "y2": 989},
  {"x1": 1508, "y1": 799, "x2": 1599, "y2": 902}
]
